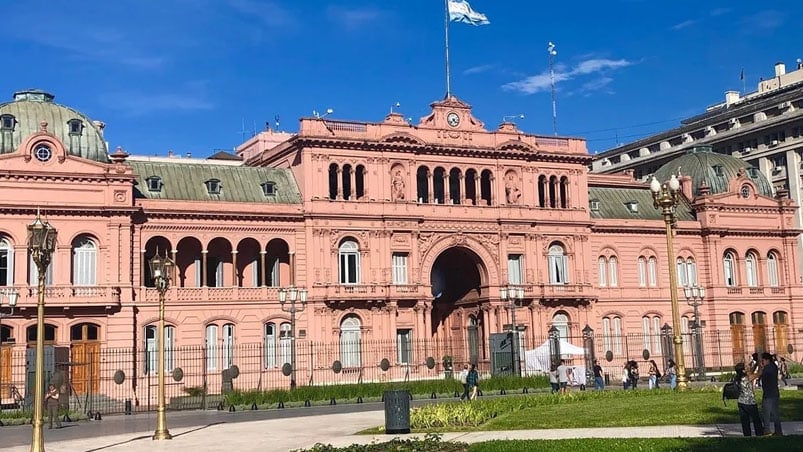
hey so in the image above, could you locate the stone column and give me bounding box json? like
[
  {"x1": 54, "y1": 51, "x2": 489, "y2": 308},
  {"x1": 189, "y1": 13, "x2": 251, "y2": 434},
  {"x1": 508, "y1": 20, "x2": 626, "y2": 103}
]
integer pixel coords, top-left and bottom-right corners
[
  {"x1": 427, "y1": 170, "x2": 434, "y2": 203},
  {"x1": 489, "y1": 175, "x2": 496, "y2": 206},
  {"x1": 140, "y1": 249, "x2": 147, "y2": 286},
  {"x1": 336, "y1": 168, "x2": 343, "y2": 200},
  {"x1": 444, "y1": 171, "x2": 451, "y2": 204},
  {"x1": 474, "y1": 176, "x2": 480, "y2": 206},
  {"x1": 349, "y1": 167, "x2": 356, "y2": 201},
  {"x1": 289, "y1": 251, "x2": 296, "y2": 286},
  {"x1": 171, "y1": 249, "x2": 178, "y2": 286},
  {"x1": 459, "y1": 173, "x2": 466, "y2": 204},
  {"x1": 201, "y1": 250, "x2": 208, "y2": 287},
  {"x1": 231, "y1": 250, "x2": 238, "y2": 287},
  {"x1": 260, "y1": 250, "x2": 267, "y2": 286}
]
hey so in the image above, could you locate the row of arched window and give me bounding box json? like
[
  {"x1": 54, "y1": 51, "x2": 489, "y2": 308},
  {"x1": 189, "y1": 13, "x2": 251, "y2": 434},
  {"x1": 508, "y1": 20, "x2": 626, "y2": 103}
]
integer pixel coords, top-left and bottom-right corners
[
  {"x1": 0, "y1": 235, "x2": 97, "y2": 286},
  {"x1": 597, "y1": 250, "x2": 781, "y2": 288}
]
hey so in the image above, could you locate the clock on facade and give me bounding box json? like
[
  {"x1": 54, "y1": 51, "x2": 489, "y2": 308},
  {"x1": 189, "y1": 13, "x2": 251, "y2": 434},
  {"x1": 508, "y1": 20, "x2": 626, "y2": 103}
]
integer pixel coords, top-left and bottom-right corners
[
  {"x1": 446, "y1": 112, "x2": 460, "y2": 128},
  {"x1": 34, "y1": 144, "x2": 53, "y2": 162}
]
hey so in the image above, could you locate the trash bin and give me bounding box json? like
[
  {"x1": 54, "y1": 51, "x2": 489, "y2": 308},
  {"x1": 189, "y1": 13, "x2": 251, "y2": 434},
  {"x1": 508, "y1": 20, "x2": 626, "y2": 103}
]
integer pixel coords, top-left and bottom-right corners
[
  {"x1": 383, "y1": 390, "x2": 411, "y2": 434},
  {"x1": 124, "y1": 399, "x2": 132, "y2": 415}
]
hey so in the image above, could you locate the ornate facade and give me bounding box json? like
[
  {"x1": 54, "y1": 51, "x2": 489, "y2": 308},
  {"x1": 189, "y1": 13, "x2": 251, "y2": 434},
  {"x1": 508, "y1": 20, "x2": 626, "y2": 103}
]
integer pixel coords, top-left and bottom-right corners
[{"x1": 0, "y1": 90, "x2": 801, "y2": 407}]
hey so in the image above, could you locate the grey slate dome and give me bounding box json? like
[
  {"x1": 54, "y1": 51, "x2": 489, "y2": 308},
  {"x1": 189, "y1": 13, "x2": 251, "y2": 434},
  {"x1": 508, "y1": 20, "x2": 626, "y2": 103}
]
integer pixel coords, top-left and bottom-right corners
[
  {"x1": 0, "y1": 90, "x2": 108, "y2": 162},
  {"x1": 653, "y1": 145, "x2": 773, "y2": 197}
]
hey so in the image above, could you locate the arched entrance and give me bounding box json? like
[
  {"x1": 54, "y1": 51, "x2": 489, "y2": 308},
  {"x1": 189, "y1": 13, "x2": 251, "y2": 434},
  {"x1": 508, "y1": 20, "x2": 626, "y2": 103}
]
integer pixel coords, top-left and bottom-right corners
[{"x1": 429, "y1": 246, "x2": 487, "y2": 339}]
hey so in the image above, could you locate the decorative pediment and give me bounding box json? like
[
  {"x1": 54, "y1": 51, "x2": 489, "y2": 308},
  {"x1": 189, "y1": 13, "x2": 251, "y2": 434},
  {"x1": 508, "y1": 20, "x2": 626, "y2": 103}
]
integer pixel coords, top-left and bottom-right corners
[
  {"x1": 417, "y1": 94, "x2": 486, "y2": 131},
  {"x1": 497, "y1": 140, "x2": 537, "y2": 154},
  {"x1": 379, "y1": 132, "x2": 426, "y2": 146}
]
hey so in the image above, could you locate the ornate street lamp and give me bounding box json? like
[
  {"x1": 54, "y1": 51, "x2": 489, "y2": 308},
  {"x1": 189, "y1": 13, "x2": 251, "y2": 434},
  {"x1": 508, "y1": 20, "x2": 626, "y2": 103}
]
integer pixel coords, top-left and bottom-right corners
[
  {"x1": 279, "y1": 286, "x2": 307, "y2": 390},
  {"x1": 684, "y1": 285, "x2": 706, "y2": 380},
  {"x1": 499, "y1": 286, "x2": 524, "y2": 376},
  {"x1": 27, "y1": 211, "x2": 57, "y2": 452},
  {"x1": 650, "y1": 175, "x2": 688, "y2": 389},
  {"x1": 148, "y1": 251, "x2": 175, "y2": 440}
]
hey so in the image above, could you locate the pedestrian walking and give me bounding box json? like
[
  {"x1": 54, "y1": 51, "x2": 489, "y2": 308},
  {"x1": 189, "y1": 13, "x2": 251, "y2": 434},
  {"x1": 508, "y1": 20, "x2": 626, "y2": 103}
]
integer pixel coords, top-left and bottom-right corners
[
  {"x1": 648, "y1": 359, "x2": 661, "y2": 389},
  {"x1": 622, "y1": 361, "x2": 630, "y2": 390},
  {"x1": 593, "y1": 359, "x2": 605, "y2": 390},
  {"x1": 549, "y1": 363, "x2": 559, "y2": 393},
  {"x1": 779, "y1": 357, "x2": 789, "y2": 387},
  {"x1": 628, "y1": 360, "x2": 639, "y2": 389},
  {"x1": 666, "y1": 359, "x2": 677, "y2": 389},
  {"x1": 734, "y1": 362, "x2": 764, "y2": 437},
  {"x1": 45, "y1": 384, "x2": 62, "y2": 429},
  {"x1": 557, "y1": 359, "x2": 569, "y2": 394},
  {"x1": 466, "y1": 364, "x2": 480, "y2": 400},
  {"x1": 459, "y1": 364, "x2": 470, "y2": 400},
  {"x1": 759, "y1": 352, "x2": 782, "y2": 436}
]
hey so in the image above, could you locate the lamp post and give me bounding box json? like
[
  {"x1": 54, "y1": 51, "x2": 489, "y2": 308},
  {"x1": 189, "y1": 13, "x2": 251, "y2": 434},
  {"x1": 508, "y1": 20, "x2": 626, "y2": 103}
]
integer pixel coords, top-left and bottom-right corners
[
  {"x1": 650, "y1": 175, "x2": 688, "y2": 390},
  {"x1": 148, "y1": 251, "x2": 175, "y2": 440},
  {"x1": 279, "y1": 286, "x2": 307, "y2": 390},
  {"x1": 27, "y1": 211, "x2": 57, "y2": 452},
  {"x1": 684, "y1": 285, "x2": 706, "y2": 381},
  {"x1": 499, "y1": 285, "x2": 524, "y2": 376}
]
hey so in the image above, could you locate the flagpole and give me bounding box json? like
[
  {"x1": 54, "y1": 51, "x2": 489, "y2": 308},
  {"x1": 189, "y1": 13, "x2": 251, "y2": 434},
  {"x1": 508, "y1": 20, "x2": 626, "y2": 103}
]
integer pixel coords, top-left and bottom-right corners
[{"x1": 444, "y1": 0, "x2": 451, "y2": 97}]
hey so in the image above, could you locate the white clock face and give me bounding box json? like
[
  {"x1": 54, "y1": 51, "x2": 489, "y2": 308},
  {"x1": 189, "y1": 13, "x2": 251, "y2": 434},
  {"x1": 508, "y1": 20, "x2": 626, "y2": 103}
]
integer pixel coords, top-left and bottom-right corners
[{"x1": 446, "y1": 112, "x2": 460, "y2": 128}]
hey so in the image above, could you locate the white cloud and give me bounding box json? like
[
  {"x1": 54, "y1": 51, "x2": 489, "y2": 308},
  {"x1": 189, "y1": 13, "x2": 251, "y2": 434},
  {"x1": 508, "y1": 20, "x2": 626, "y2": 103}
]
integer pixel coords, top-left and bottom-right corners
[
  {"x1": 327, "y1": 6, "x2": 384, "y2": 30},
  {"x1": 503, "y1": 58, "x2": 633, "y2": 95},
  {"x1": 463, "y1": 64, "x2": 494, "y2": 75},
  {"x1": 101, "y1": 84, "x2": 214, "y2": 116},
  {"x1": 671, "y1": 19, "x2": 698, "y2": 31}
]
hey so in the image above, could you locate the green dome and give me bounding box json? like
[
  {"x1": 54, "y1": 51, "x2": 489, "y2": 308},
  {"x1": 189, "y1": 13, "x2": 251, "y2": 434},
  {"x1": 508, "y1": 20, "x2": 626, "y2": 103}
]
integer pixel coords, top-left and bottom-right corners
[
  {"x1": 0, "y1": 90, "x2": 108, "y2": 162},
  {"x1": 653, "y1": 145, "x2": 772, "y2": 197}
]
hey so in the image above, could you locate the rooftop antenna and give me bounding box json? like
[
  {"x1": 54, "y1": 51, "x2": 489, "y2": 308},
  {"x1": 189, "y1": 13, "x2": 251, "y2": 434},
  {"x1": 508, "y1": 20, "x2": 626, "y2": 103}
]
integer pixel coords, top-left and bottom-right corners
[
  {"x1": 503, "y1": 114, "x2": 525, "y2": 124},
  {"x1": 548, "y1": 41, "x2": 558, "y2": 136},
  {"x1": 313, "y1": 108, "x2": 334, "y2": 119},
  {"x1": 274, "y1": 115, "x2": 280, "y2": 131},
  {"x1": 390, "y1": 102, "x2": 401, "y2": 114},
  {"x1": 237, "y1": 118, "x2": 249, "y2": 142}
]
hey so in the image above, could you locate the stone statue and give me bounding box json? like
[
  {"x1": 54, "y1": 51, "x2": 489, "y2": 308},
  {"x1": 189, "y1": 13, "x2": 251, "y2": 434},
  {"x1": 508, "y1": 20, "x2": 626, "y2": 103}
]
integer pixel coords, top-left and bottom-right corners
[
  {"x1": 505, "y1": 175, "x2": 521, "y2": 204},
  {"x1": 392, "y1": 170, "x2": 406, "y2": 201}
]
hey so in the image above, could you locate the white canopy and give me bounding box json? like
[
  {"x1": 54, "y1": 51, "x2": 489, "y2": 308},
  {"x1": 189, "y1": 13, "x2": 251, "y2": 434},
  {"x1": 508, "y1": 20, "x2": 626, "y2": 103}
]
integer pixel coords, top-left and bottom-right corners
[{"x1": 524, "y1": 339, "x2": 586, "y2": 373}]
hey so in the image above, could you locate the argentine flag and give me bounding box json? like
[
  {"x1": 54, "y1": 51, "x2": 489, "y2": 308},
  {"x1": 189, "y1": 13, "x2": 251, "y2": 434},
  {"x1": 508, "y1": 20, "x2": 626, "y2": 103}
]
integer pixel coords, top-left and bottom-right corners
[{"x1": 448, "y1": 0, "x2": 490, "y2": 26}]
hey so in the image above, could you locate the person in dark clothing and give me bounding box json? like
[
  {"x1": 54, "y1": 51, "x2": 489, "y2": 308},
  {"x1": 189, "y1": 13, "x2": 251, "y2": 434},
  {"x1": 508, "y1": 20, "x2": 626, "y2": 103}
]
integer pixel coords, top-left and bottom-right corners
[
  {"x1": 759, "y1": 352, "x2": 782, "y2": 436},
  {"x1": 466, "y1": 364, "x2": 479, "y2": 400},
  {"x1": 593, "y1": 359, "x2": 604, "y2": 390},
  {"x1": 459, "y1": 364, "x2": 470, "y2": 400},
  {"x1": 734, "y1": 362, "x2": 763, "y2": 436}
]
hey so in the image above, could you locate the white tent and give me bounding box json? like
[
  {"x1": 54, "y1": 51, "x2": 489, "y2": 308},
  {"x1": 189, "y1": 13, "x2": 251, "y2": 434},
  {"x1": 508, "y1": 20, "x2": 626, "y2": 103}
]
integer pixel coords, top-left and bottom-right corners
[{"x1": 524, "y1": 339, "x2": 588, "y2": 385}]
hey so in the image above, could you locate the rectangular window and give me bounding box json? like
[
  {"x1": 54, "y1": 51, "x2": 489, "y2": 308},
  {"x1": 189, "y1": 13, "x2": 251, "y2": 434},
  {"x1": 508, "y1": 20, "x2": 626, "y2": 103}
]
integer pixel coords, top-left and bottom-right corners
[
  {"x1": 602, "y1": 317, "x2": 611, "y2": 353},
  {"x1": 340, "y1": 254, "x2": 359, "y2": 284},
  {"x1": 724, "y1": 259, "x2": 735, "y2": 287},
  {"x1": 396, "y1": 329, "x2": 412, "y2": 364},
  {"x1": 648, "y1": 257, "x2": 657, "y2": 287},
  {"x1": 507, "y1": 254, "x2": 523, "y2": 285},
  {"x1": 73, "y1": 247, "x2": 97, "y2": 286},
  {"x1": 608, "y1": 257, "x2": 618, "y2": 287},
  {"x1": 280, "y1": 323, "x2": 291, "y2": 365},
  {"x1": 613, "y1": 317, "x2": 622, "y2": 354},
  {"x1": 392, "y1": 253, "x2": 408, "y2": 285},
  {"x1": 264, "y1": 323, "x2": 276, "y2": 368},
  {"x1": 767, "y1": 257, "x2": 779, "y2": 287},
  {"x1": 29, "y1": 254, "x2": 54, "y2": 286},
  {"x1": 222, "y1": 324, "x2": 235, "y2": 369},
  {"x1": 676, "y1": 259, "x2": 687, "y2": 287},
  {"x1": 652, "y1": 317, "x2": 661, "y2": 354},
  {"x1": 642, "y1": 317, "x2": 651, "y2": 353},
  {"x1": 548, "y1": 256, "x2": 568, "y2": 284}
]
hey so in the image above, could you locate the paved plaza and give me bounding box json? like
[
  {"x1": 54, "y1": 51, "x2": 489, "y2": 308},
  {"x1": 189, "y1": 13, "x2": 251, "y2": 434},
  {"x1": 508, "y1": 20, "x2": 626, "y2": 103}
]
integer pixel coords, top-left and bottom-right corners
[{"x1": 2, "y1": 399, "x2": 802, "y2": 452}]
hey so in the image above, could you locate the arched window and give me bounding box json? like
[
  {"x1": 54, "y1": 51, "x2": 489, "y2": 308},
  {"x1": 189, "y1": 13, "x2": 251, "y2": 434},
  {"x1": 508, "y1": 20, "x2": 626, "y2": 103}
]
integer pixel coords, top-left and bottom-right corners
[
  {"x1": 648, "y1": 257, "x2": 657, "y2": 287},
  {"x1": 723, "y1": 251, "x2": 736, "y2": 287},
  {"x1": 26, "y1": 324, "x2": 57, "y2": 343},
  {"x1": 608, "y1": 256, "x2": 618, "y2": 287},
  {"x1": 341, "y1": 164, "x2": 353, "y2": 200},
  {"x1": 222, "y1": 323, "x2": 235, "y2": 369},
  {"x1": 752, "y1": 311, "x2": 768, "y2": 354},
  {"x1": 637, "y1": 257, "x2": 647, "y2": 287},
  {"x1": 548, "y1": 176, "x2": 558, "y2": 208},
  {"x1": 464, "y1": 169, "x2": 478, "y2": 205},
  {"x1": 745, "y1": 251, "x2": 758, "y2": 287},
  {"x1": 613, "y1": 316, "x2": 622, "y2": 354},
  {"x1": 263, "y1": 322, "x2": 276, "y2": 368},
  {"x1": 338, "y1": 239, "x2": 360, "y2": 284},
  {"x1": 340, "y1": 316, "x2": 362, "y2": 367},
  {"x1": 559, "y1": 176, "x2": 569, "y2": 208},
  {"x1": 642, "y1": 316, "x2": 662, "y2": 354},
  {"x1": 552, "y1": 312, "x2": 569, "y2": 340},
  {"x1": 72, "y1": 236, "x2": 97, "y2": 286},
  {"x1": 355, "y1": 164, "x2": 366, "y2": 200},
  {"x1": 416, "y1": 166, "x2": 429, "y2": 203},
  {"x1": 676, "y1": 258, "x2": 687, "y2": 287},
  {"x1": 206, "y1": 324, "x2": 218, "y2": 370},
  {"x1": 598, "y1": 257, "x2": 607, "y2": 287},
  {"x1": 145, "y1": 324, "x2": 175, "y2": 374},
  {"x1": 480, "y1": 170, "x2": 492, "y2": 206},
  {"x1": 328, "y1": 163, "x2": 339, "y2": 200},
  {"x1": 0, "y1": 237, "x2": 13, "y2": 286},
  {"x1": 537, "y1": 175, "x2": 546, "y2": 208},
  {"x1": 767, "y1": 252, "x2": 779, "y2": 287},
  {"x1": 433, "y1": 167, "x2": 446, "y2": 204},
  {"x1": 548, "y1": 244, "x2": 568, "y2": 284},
  {"x1": 773, "y1": 311, "x2": 789, "y2": 355},
  {"x1": 29, "y1": 250, "x2": 54, "y2": 286},
  {"x1": 449, "y1": 168, "x2": 461, "y2": 205},
  {"x1": 686, "y1": 258, "x2": 697, "y2": 287}
]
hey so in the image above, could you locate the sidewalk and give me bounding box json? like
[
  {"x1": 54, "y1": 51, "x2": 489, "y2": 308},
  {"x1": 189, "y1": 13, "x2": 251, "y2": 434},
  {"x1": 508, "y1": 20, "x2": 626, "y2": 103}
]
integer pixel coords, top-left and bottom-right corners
[{"x1": 4, "y1": 409, "x2": 802, "y2": 452}]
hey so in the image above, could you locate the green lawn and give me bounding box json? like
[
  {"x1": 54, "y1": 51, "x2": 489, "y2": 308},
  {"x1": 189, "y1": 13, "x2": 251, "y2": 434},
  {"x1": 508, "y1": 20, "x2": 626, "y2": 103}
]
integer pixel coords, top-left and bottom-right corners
[{"x1": 483, "y1": 389, "x2": 803, "y2": 430}]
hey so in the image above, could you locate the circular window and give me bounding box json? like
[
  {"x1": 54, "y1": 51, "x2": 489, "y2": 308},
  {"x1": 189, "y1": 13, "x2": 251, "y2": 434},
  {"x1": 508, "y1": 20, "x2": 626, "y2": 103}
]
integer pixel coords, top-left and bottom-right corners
[
  {"x1": 34, "y1": 144, "x2": 53, "y2": 162},
  {"x1": 740, "y1": 185, "x2": 750, "y2": 198}
]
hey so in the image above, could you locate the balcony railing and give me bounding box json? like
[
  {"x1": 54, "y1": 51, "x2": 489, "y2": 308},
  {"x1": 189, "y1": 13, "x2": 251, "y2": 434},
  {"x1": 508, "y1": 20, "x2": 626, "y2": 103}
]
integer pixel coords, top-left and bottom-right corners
[
  {"x1": 16, "y1": 285, "x2": 121, "y2": 307},
  {"x1": 138, "y1": 286, "x2": 281, "y2": 304}
]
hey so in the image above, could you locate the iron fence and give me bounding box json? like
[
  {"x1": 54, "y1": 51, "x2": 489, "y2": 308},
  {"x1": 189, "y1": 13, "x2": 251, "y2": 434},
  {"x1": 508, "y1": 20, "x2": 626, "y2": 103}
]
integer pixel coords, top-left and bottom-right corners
[{"x1": 0, "y1": 326, "x2": 799, "y2": 416}]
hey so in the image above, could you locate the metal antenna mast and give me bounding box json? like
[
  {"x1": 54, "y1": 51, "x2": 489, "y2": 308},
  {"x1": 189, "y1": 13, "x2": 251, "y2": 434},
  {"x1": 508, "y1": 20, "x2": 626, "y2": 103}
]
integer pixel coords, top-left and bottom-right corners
[{"x1": 548, "y1": 41, "x2": 558, "y2": 136}]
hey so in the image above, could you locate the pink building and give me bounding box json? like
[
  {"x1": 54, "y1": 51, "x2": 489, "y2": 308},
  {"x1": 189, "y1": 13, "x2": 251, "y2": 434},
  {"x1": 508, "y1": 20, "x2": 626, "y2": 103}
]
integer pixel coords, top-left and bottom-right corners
[{"x1": 0, "y1": 90, "x2": 800, "y2": 411}]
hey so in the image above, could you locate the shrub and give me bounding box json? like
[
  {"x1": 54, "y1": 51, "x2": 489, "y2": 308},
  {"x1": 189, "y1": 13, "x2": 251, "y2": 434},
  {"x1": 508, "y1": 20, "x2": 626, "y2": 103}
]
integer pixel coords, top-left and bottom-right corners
[{"x1": 183, "y1": 386, "x2": 206, "y2": 397}]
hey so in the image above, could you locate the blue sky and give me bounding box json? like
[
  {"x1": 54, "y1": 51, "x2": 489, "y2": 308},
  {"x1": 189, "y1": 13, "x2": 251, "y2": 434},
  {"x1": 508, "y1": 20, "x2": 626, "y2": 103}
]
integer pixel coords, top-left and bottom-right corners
[{"x1": 2, "y1": 1, "x2": 801, "y2": 156}]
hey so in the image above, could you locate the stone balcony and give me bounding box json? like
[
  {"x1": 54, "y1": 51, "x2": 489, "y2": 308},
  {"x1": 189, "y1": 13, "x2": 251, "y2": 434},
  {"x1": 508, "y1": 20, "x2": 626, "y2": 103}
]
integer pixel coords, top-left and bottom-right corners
[{"x1": 13, "y1": 285, "x2": 122, "y2": 309}]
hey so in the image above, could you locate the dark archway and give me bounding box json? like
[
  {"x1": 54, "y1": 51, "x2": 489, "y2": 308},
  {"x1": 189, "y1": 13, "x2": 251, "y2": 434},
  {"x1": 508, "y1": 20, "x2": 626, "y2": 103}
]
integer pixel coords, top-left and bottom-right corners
[{"x1": 429, "y1": 247, "x2": 486, "y2": 336}]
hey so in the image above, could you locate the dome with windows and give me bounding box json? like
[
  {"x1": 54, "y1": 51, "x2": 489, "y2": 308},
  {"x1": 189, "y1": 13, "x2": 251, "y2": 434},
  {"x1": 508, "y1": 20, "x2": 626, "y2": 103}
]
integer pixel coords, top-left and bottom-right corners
[
  {"x1": 0, "y1": 90, "x2": 108, "y2": 162},
  {"x1": 652, "y1": 145, "x2": 773, "y2": 198}
]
